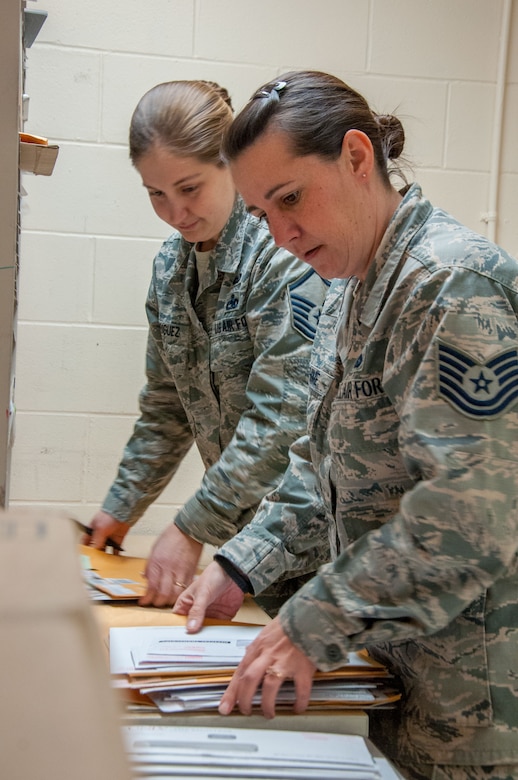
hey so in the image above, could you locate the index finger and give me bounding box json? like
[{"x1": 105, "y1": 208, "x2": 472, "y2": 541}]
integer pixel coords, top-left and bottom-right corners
[
  {"x1": 173, "y1": 586, "x2": 208, "y2": 633},
  {"x1": 219, "y1": 655, "x2": 265, "y2": 717},
  {"x1": 260, "y1": 671, "x2": 313, "y2": 718},
  {"x1": 139, "y1": 564, "x2": 181, "y2": 607}
]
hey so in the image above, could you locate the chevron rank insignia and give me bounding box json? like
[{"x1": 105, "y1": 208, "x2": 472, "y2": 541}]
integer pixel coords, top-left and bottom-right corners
[
  {"x1": 437, "y1": 341, "x2": 518, "y2": 418},
  {"x1": 288, "y1": 270, "x2": 328, "y2": 341}
]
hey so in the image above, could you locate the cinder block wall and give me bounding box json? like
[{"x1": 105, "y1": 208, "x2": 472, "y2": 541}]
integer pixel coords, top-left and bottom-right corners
[{"x1": 11, "y1": 0, "x2": 518, "y2": 535}]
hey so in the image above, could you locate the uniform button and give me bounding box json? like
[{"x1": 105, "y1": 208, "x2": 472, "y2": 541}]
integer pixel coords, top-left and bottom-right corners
[{"x1": 325, "y1": 644, "x2": 342, "y2": 663}]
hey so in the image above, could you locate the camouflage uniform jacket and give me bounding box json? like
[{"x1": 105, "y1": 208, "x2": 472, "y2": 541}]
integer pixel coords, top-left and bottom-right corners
[
  {"x1": 102, "y1": 196, "x2": 329, "y2": 546},
  {"x1": 217, "y1": 184, "x2": 518, "y2": 767}
]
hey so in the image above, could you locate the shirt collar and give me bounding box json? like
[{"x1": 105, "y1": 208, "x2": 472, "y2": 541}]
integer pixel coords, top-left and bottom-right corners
[
  {"x1": 210, "y1": 195, "x2": 249, "y2": 274},
  {"x1": 358, "y1": 183, "x2": 433, "y2": 328}
]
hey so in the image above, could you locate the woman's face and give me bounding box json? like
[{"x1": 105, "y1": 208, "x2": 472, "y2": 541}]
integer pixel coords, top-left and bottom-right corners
[
  {"x1": 136, "y1": 144, "x2": 236, "y2": 248},
  {"x1": 230, "y1": 130, "x2": 378, "y2": 280}
]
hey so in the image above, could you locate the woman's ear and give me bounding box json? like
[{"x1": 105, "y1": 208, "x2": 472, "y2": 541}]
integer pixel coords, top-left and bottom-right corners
[{"x1": 340, "y1": 129, "x2": 374, "y2": 178}]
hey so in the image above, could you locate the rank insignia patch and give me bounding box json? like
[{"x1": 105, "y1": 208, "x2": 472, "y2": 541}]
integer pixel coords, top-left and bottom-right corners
[
  {"x1": 437, "y1": 341, "x2": 518, "y2": 418},
  {"x1": 288, "y1": 270, "x2": 328, "y2": 341}
]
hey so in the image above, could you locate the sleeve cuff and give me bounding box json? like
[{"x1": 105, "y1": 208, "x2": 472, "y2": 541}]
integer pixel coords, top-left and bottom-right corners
[{"x1": 214, "y1": 554, "x2": 253, "y2": 594}]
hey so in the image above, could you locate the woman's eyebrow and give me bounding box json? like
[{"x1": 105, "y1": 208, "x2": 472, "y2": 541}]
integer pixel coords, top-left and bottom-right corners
[
  {"x1": 265, "y1": 180, "x2": 294, "y2": 200},
  {"x1": 246, "y1": 180, "x2": 296, "y2": 213}
]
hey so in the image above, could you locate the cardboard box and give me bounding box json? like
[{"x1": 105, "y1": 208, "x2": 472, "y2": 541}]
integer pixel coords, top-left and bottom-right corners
[
  {"x1": 19, "y1": 139, "x2": 59, "y2": 175},
  {"x1": 0, "y1": 508, "x2": 132, "y2": 780}
]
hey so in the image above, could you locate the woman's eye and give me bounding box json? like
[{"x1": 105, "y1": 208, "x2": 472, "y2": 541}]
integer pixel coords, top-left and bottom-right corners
[
  {"x1": 182, "y1": 185, "x2": 199, "y2": 195},
  {"x1": 149, "y1": 190, "x2": 163, "y2": 198},
  {"x1": 251, "y1": 212, "x2": 268, "y2": 226},
  {"x1": 283, "y1": 191, "x2": 300, "y2": 206}
]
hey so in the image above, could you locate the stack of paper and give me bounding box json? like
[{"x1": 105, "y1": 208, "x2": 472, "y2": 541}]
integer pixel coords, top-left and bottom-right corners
[
  {"x1": 110, "y1": 624, "x2": 400, "y2": 714},
  {"x1": 122, "y1": 725, "x2": 403, "y2": 779},
  {"x1": 79, "y1": 545, "x2": 148, "y2": 600},
  {"x1": 111, "y1": 624, "x2": 262, "y2": 672}
]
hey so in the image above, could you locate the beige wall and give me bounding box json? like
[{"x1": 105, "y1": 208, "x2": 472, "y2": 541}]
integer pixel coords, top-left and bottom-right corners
[{"x1": 11, "y1": 0, "x2": 518, "y2": 534}]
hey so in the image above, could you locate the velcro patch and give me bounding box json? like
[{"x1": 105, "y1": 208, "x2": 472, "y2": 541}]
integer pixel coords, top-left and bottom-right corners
[
  {"x1": 288, "y1": 270, "x2": 327, "y2": 341},
  {"x1": 437, "y1": 341, "x2": 518, "y2": 419}
]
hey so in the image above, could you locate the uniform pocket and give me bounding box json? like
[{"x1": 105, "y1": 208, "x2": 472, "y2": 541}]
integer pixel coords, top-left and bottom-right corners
[
  {"x1": 377, "y1": 592, "x2": 493, "y2": 730},
  {"x1": 329, "y1": 393, "x2": 413, "y2": 532}
]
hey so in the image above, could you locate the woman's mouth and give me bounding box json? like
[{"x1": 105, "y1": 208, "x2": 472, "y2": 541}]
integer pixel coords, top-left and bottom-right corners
[
  {"x1": 303, "y1": 245, "x2": 322, "y2": 263},
  {"x1": 178, "y1": 220, "x2": 199, "y2": 232}
]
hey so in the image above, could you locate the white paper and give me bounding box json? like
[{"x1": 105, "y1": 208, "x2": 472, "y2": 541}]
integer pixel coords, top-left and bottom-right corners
[
  {"x1": 147, "y1": 683, "x2": 378, "y2": 714},
  {"x1": 122, "y1": 725, "x2": 383, "y2": 779},
  {"x1": 110, "y1": 624, "x2": 262, "y2": 674}
]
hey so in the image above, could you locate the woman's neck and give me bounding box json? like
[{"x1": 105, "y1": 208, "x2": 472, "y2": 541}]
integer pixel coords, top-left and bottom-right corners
[{"x1": 196, "y1": 237, "x2": 218, "y2": 252}]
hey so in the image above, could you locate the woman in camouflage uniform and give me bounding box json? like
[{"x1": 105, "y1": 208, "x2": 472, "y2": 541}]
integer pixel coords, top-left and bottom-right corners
[
  {"x1": 175, "y1": 71, "x2": 518, "y2": 780},
  {"x1": 84, "y1": 80, "x2": 328, "y2": 609}
]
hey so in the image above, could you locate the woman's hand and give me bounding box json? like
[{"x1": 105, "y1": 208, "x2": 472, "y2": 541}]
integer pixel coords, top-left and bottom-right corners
[
  {"x1": 218, "y1": 617, "x2": 316, "y2": 719},
  {"x1": 173, "y1": 561, "x2": 245, "y2": 630},
  {"x1": 84, "y1": 510, "x2": 129, "y2": 554},
  {"x1": 139, "y1": 525, "x2": 203, "y2": 607}
]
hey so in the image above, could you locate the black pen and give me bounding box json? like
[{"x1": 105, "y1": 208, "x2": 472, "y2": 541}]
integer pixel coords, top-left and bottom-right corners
[{"x1": 73, "y1": 519, "x2": 124, "y2": 553}]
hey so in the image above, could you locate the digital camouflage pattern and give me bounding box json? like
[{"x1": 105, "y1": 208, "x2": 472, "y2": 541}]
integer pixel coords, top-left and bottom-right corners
[
  {"x1": 218, "y1": 184, "x2": 518, "y2": 772},
  {"x1": 102, "y1": 196, "x2": 329, "y2": 551}
]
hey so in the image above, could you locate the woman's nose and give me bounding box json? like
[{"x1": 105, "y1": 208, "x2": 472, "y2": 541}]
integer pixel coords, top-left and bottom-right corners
[
  {"x1": 267, "y1": 212, "x2": 300, "y2": 249},
  {"x1": 166, "y1": 199, "x2": 185, "y2": 224}
]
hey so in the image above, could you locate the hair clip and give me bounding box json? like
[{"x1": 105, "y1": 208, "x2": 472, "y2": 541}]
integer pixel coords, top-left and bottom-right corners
[
  {"x1": 272, "y1": 81, "x2": 287, "y2": 94},
  {"x1": 254, "y1": 81, "x2": 287, "y2": 102}
]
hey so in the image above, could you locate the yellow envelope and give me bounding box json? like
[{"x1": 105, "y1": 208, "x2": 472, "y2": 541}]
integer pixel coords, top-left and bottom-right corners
[{"x1": 79, "y1": 545, "x2": 148, "y2": 600}]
